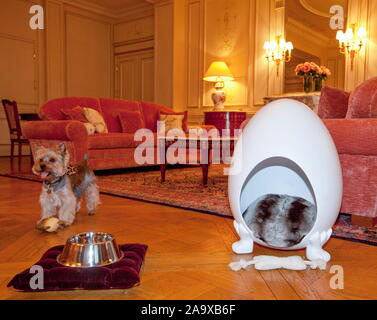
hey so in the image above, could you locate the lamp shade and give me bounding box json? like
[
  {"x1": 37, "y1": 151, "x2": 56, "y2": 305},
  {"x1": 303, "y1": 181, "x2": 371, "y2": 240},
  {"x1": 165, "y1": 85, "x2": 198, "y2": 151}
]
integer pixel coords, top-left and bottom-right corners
[{"x1": 203, "y1": 61, "x2": 234, "y2": 82}]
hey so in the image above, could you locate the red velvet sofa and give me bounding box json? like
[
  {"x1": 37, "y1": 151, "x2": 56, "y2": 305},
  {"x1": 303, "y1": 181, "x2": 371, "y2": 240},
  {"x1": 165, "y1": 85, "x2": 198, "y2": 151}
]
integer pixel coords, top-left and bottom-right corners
[
  {"x1": 23, "y1": 97, "x2": 190, "y2": 170},
  {"x1": 319, "y1": 77, "x2": 377, "y2": 225}
]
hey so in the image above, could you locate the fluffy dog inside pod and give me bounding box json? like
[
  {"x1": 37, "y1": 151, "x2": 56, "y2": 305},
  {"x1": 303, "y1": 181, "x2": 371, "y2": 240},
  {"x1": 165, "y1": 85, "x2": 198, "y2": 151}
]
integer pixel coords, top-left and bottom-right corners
[{"x1": 240, "y1": 157, "x2": 317, "y2": 248}]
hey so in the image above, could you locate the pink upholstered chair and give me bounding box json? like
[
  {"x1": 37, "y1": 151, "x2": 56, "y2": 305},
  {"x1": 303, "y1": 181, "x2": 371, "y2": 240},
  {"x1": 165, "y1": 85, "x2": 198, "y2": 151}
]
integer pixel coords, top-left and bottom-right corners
[
  {"x1": 239, "y1": 77, "x2": 377, "y2": 226},
  {"x1": 319, "y1": 77, "x2": 377, "y2": 227}
]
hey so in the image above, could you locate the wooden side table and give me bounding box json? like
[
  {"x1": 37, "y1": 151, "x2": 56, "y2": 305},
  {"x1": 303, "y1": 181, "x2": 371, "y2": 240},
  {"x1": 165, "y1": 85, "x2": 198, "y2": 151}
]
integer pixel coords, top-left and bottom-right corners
[
  {"x1": 204, "y1": 111, "x2": 246, "y2": 136},
  {"x1": 158, "y1": 136, "x2": 237, "y2": 186}
]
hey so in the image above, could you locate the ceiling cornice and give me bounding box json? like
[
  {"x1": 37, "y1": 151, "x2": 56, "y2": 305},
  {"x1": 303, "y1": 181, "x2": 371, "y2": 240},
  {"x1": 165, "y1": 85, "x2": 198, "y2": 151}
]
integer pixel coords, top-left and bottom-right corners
[
  {"x1": 299, "y1": 0, "x2": 331, "y2": 18},
  {"x1": 299, "y1": 0, "x2": 348, "y2": 19},
  {"x1": 60, "y1": 0, "x2": 153, "y2": 20},
  {"x1": 286, "y1": 17, "x2": 331, "y2": 46}
]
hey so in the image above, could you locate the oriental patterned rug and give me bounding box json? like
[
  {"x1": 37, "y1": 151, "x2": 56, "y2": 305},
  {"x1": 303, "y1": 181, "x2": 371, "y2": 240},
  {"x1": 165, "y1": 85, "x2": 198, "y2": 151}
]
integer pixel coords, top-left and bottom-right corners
[{"x1": 1, "y1": 165, "x2": 377, "y2": 246}]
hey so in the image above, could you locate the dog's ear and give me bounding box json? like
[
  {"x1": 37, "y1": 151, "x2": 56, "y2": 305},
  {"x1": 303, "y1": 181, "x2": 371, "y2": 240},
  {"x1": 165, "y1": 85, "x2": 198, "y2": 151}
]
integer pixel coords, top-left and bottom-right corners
[{"x1": 58, "y1": 143, "x2": 66, "y2": 154}]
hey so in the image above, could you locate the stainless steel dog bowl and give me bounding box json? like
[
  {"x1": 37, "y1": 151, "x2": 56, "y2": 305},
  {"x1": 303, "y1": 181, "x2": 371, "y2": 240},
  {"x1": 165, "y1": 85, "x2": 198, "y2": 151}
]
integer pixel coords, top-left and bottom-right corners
[{"x1": 57, "y1": 232, "x2": 124, "y2": 268}]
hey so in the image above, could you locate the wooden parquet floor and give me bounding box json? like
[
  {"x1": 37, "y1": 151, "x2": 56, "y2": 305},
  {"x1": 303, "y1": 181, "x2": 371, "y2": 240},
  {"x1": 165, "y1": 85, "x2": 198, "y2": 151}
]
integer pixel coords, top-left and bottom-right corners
[{"x1": 0, "y1": 157, "x2": 376, "y2": 300}]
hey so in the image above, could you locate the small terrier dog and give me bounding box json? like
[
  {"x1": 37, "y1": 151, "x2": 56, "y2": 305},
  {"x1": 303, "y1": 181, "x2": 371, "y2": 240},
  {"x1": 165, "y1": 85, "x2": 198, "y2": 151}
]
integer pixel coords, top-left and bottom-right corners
[{"x1": 32, "y1": 143, "x2": 100, "y2": 231}]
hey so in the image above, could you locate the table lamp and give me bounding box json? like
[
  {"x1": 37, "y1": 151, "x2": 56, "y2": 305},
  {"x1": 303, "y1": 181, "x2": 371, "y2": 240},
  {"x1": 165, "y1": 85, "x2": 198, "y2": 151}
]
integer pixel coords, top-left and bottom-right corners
[{"x1": 203, "y1": 61, "x2": 234, "y2": 110}]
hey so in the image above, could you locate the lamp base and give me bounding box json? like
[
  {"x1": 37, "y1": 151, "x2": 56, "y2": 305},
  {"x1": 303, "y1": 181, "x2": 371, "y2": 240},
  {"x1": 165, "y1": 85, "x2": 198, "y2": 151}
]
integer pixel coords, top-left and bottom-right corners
[{"x1": 211, "y1": 90, "x2": 226, "y2": 110}]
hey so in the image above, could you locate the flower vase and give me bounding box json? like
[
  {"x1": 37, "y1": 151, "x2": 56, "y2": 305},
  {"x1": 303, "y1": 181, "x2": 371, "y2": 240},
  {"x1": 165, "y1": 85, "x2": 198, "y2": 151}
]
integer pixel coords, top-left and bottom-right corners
[
  {"x1": 314, "y1": 77, "x2": 323, "y2": 92},
  {"x1": 303, "y1": 75, "x2": 313, "y2": 93}
]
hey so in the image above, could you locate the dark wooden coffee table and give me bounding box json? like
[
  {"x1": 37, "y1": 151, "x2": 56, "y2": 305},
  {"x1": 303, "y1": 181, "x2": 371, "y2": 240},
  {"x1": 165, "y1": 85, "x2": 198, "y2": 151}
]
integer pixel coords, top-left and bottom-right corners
[{"x1": 158, "y1": 135, "x2": 238, "y2": 186}]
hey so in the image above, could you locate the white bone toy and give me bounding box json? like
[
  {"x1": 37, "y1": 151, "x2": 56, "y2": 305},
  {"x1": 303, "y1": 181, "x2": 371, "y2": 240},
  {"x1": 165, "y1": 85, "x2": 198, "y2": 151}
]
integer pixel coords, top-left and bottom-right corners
[{"x1": 229, "y1": 255, "x2": 327, "y2": 271}]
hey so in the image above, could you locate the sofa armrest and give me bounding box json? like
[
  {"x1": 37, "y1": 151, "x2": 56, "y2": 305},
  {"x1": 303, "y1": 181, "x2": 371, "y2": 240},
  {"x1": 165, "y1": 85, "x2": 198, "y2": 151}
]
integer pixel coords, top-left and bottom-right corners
[
  {"x1": 323, "y1": 118, "x2": 377, "y2": 156},
  {"x1": 23, "y1": 120, "x2": 88, "y2": 142},
  {"x1": 23, "y1": 120, "x2": 89, "y2": 163}
]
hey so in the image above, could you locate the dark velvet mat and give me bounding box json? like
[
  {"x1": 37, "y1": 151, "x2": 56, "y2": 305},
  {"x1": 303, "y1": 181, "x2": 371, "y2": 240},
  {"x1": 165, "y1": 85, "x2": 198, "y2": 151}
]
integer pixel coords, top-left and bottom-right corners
[{"x1": 7, "y1": 244, "x2": 147, "y2": 292}]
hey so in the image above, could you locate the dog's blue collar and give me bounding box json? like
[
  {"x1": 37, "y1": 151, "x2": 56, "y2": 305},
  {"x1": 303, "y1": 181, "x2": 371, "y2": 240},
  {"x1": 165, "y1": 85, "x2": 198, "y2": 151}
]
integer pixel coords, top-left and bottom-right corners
[{"x1": 43, "y1": 175, "x2": 67, "y2": 193}]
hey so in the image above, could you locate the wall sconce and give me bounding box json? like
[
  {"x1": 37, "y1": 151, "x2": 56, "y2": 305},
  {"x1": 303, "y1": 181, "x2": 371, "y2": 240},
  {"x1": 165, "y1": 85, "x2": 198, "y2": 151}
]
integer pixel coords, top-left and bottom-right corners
[
  {"x1": 203, "y1": 61, "x2": 234, "y2": 110},
  {"x1": 264, "y1": 35, "x2": 293, "y2": 76},
  {"x1": 336, "y1": 23, "x2": 367, "y2": 70}
]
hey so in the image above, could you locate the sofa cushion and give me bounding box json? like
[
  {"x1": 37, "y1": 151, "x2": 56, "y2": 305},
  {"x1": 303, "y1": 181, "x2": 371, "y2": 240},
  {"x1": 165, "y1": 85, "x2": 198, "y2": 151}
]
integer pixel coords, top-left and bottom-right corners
[
  {"x1": 99, "y1": 98, "x2": 142, "y2": 133},
  {"x1": 160, "y1": 110, "x2": 188, "y2": 132},
  {"x1": 83, "y1": 123, "x2": 96, "y2": 135},
  {"x1": 39, "y1": 97, "x2": 102, "y2": 121},
  {"x1": 83, "y1": 107, "x2": 108, "y2": 133},
  {"x1": 119, "y1": 111, "x2": 144, "y2": 133},
  {"x1": 346, "y1": 76, "x2": 377, "y2": 118},
  {"x1": 158, "y1": 113, "x2": 185, "y2": 135},
  {"x1": 61, "y1": 106, "x2": 96, "y2": 135},
  {"x1": 318, "y1": 86, "x2": 350, "y2": 119},
  {"x1": 61, "y1": 106, "x2": 88, "y2": 122},
  {"x1": 139, "y1": 101, "x2": 175, "y2": 132}
]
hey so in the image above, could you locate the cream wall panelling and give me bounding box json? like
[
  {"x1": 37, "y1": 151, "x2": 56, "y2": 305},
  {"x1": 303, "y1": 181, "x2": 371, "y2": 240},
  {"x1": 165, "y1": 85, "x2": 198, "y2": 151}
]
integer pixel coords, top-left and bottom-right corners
[
  {"x1": 202, "y1": 0, "x2": 251, "y2": 109},
  {"x1": 253, "y1": 0, "x2": 286, "y2": 105},
  {"x1": 186, "y1": 0, "x2": 203, "y2": 110},
  {"x1": 63, "y1": 0, "x2": 154, "y2": 20},
  {"x1": 366, "y1": 0, "x2": 377, "y2": 80},
  {"x1": 344, "y1": 0, "x2": 369, "y2": 91},
  {"x1": 268, "y1": 0, "x2": 285, "y2": 96},
  {"x1": 253, "y1": 0, "x2": 270, "y2": 106},
  {"x1": 45, "y1": 1, "x2": 114, "y2": 99},
  {"x1": 154, "y1": 0, "x2": 174, "y2": 107},
  {"x1": 46, "y1": 0, "x2": 65, "y2": 99},
  {"x1": 114, "y1": 37, "x2": 154, "y2": 55},
  {"x1": 65, "y1": 11, "x2": 112, "y2": 98},
  {"x1": 113, "y1": 5, "x2": 155, "y2": 103},
  {"x1": 171, "y1": 0, "x2": 187, "y2": 112},
  {"x1": 114, "y1": 15, "x2": 154, "y2": 44},
  {"x1": 0, "y1": 0, "x2": 43, "y2": 156},
  {"x1": 115, "y1": 49, "x2": 154, "y2": 102},
  {"x1": 185, "y1": 0, "x2": 258, "y2": 125}
]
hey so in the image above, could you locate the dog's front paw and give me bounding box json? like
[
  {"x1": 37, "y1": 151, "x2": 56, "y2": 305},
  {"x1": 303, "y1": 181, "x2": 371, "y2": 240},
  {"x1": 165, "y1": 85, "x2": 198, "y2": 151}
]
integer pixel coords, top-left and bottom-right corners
[{"x1": 88, "y1": 211, "x2": 95, "y2": 216}]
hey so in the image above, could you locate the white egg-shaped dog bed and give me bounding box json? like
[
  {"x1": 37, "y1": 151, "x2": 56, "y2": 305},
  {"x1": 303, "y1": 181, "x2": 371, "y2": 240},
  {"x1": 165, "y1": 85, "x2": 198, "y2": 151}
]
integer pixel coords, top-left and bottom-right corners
[{"x1": 228, "y1": 99, "x2": 343, "y2": 261}]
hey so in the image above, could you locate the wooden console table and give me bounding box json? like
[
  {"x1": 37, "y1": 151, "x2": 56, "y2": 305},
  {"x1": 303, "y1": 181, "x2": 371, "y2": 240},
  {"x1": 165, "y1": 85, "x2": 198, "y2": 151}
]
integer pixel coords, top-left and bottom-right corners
[
  {"x1": 204, "y1": 111, "x2": 246, "y2": 136},
  {"x1": 263, "y1": 92, "x2": 320, "y2": 113}
]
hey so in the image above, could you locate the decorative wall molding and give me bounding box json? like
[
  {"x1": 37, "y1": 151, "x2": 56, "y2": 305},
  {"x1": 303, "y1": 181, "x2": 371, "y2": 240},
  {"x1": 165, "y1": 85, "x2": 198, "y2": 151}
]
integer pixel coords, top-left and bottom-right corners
[
  {"x1": 344, "y1": 0, "x2": 369, "y2": 91},
  {"x1": 0, "y1": 0, "x2": 41, "y2": 156},
  {"x1": 365, "y1": 0, "x2": 377, "y2": 80},
  {"x1": 286, "y1": 17, "x2": 331, "y2": 46},
  {"x1": 186, "y1": 0, "x2": 202, "y2": 109},
  {"x1": 202, "y1": 0, "x2": 250, "y2": 109},
  {"x1": 114, "y1": 36, "x2": 154, "y2": 48},
  {"x1": 247, "y1": 0, "x2": 256, "y2": 111},
  {"x1": 61, "y1": 0, "x2": 153, "y2": 21},
  {"x1": 253, "y1": 0, "x2": 270, "y2": 106},
  {"x1": 299, "y1": 0, "x2": 331, "y2": 18},
  {"x1": 114, "y1": 38, "x2": 154, "y2": 55},
  {"x1": 153, "y1": 0, "x2": 173, "y2": 107},
  {"x1": 64, "y1": 10, "x2": 112, "y2": 97},
  {"x1": 114, "y1": 15, "x2": 154, "y2": 44}
]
